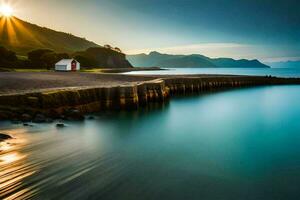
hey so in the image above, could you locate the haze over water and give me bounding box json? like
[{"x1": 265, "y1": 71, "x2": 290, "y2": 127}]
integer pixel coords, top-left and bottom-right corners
[
  {"x1": 126, "y1": 68, "x2": 300, "y2": 77},
  {"x1": 1, "y1": 85, "x2": 300, "y2": 199}
]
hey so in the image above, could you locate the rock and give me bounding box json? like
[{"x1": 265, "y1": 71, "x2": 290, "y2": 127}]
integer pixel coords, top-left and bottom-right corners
[
  {"x1": 26, "y1": 96, "x2": 39, "y2": 107},
  {"x1": 33, "y1": 114, "x2": 47, "y2": 123},
  {"x1": 48, "y1": 110, "x2": 61, "y2": 119},
  {"x1": 0, "y1": 133, "x2": 12, "y2": 141},
  {"x1": 21, "y1": 114, "x2": 32, "y2": 122},
  {"x1": 23, "y1": 123, "x2": 34, "y2": 127},
  {"x1": 65, "y1": 109, "x2": 84, "y2": 120},
  {"x1": 56, "y1": 123, "x2": 65, "y2": 128},
  {"x1": 87, "y1": 116, "x2": 95, "y2": 120}
]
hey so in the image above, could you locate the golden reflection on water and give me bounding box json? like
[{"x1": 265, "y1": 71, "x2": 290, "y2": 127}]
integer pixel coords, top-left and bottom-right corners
[
  {"x1": 0, "y1": 152, "x2": 26, "y2": 165},
  {"x1": 0, "y1": 128, "x2": 37, "y2": 199},
  {"x1": 0, "y1": 142, "x2": 11, "y2": 151}
]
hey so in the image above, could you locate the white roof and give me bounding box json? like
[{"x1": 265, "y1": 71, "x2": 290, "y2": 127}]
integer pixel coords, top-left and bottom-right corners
[{"x1": 55, "y1": 59, "x2": 78, "y2": 65}]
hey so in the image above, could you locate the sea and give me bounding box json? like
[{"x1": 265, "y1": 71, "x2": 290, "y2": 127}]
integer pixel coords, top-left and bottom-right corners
[{"x1": 125, "y1": 67, "x2": 300, "y2": 77}]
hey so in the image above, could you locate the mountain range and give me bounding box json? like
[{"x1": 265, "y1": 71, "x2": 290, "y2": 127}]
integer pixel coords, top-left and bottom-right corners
[
  {"x1": 127, "y1": 51, "x2": 270, "y2": 68},
  {"x1": 0, "y1": 16, "x2": 99, "y2": 55}
]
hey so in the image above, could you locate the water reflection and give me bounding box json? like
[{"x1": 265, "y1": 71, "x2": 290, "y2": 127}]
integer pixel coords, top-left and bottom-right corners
[
  {"x1": 1, "y1": 86, "x2": 300, "y2": 199},
  {"x1": 0, "y1": 153, "x2": 26, "y2": 165},
  {"x1": 0, "y1": 128, "x2": 36, "y2": 199}
]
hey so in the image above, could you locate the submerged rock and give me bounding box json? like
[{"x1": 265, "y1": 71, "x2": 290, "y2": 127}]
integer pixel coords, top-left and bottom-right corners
[
  {"x1": 87, "y1": 116, "x2": 95, "y2": 120},
  {"x1": 65, "y1": 109, "x2": 84, "y2": 121},
  {"x1": 0, "y1": 133, "x2": 12, "y2": 141},
  {"x1": 56, "y1": 123, "x2": 65, "y2": 128},
  {"x1": 23, "y1": 123, "x2": 34, "y2": 127}
]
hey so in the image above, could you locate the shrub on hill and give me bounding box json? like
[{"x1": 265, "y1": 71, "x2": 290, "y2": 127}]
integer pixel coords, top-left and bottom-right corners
[
  {"x1": 0, "y1": 46, "x2": 18, "y2": 67},
  {"x1": 27, "y1": 49, "x2": 70, "y2": 69},
  {"x1": 74, "y1": 47, "x2": 132, "y2": 68}
]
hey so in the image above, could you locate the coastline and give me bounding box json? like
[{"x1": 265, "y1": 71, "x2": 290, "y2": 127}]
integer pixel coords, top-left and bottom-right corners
[{"x1": 1, "y1": 72, "x2": 300, "y2": 121}]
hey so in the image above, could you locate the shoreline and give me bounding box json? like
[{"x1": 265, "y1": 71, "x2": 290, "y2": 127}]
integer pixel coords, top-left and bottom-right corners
[{"x1": 1, "y1": 72, "x2": 300, "y2": 121}]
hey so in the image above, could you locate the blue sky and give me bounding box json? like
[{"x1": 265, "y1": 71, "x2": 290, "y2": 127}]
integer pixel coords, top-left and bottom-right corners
[{"x1": 3, "y1": 0, "x2": 300, "y2": 61}]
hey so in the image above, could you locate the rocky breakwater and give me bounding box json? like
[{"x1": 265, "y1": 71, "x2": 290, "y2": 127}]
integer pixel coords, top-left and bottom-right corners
[
  {"x1": 163, "y1": 76, "x2": 300, "y2": 95},
  {"x1": 0, "y1": 79, "x2": 169, "y2": 121},
  {"x1": 0, "y1": 75, "x2": 300, "y2": 121}
]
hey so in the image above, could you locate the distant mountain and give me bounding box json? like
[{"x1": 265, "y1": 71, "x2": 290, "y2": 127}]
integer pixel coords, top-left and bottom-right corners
[
  {"x1": 0, "y1": 16, "x2": 99, "y2": 55},
  {"x1": 265, "y1": 61, "x2": 300, "y2": 68},
  {"x1": 127, "y1": 51, "x2": 270, "y2": 68}
]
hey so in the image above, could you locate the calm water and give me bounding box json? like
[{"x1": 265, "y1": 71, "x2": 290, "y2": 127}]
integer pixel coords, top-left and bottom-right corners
[
  {"x1": 125, "y1": 67, "x2": 300, "y2": 78},
  {"x1": 1, "y1": 85, "x2": 300, "y2": 199}
]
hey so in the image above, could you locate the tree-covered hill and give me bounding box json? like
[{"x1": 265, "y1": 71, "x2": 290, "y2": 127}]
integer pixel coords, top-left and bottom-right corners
[
  {"x1": 127, "y1": 51, "x2": 270, "y2": 68},
  {"x1": 0, "y1": 16, "x2": 99, "y2": 55}
]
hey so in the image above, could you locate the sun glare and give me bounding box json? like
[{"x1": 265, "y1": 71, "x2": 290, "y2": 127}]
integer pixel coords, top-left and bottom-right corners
[{"x1": 0, "y1": 4, "x2": 13, "y2": 17}]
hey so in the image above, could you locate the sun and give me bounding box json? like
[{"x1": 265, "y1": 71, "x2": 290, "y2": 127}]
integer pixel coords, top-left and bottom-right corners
[{"x1": 0, "y1": 4, "x2": 13, "y2": 17}]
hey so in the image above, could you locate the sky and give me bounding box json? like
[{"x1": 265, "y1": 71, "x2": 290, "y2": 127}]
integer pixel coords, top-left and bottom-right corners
[{"x1": 1, "y1": 0, "x2": 300, "y2": 62}]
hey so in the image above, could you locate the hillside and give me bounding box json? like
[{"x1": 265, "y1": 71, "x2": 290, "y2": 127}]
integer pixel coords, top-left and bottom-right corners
[
  {"x1": 127, "y1": 51, "x2": 270, "y2": 68},
  {"x1": 74, "y1": 47, "x2": 132, "y2": 68},
  {"x1": 0, "y1": 16, "x2": 99, "y2": 55}
]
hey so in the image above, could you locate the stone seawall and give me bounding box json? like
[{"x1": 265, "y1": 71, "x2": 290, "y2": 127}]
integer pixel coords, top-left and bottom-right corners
[{"x1": 0, "y1": 76, "x2": 300, "y2": 120}]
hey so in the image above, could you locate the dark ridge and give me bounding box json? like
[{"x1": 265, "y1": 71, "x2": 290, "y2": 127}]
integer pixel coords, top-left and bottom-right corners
[{"x1": 0, "y1": 16, "x2": 100, "y2": 55}]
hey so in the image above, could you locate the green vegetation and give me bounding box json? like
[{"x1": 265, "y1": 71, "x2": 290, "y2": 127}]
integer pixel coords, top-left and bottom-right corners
[
  {"x1": 0, "y1": 16, "x2": 99, "y2": 55},
  {"x1": 0, "y1": 46, "x2": 21, "y2": 70},
  {"x1": 0, "y1": 16, "x2": 133, "y2": 70},
  {"x1": 0, "y1": 46, "x2": 132, "y2": 70},
  {"x1": 74, "y1": 47, "x2": 132, "y2": 68},
  {"x1": 27, "y1": 49, "x2": 70, "y2": 69}
]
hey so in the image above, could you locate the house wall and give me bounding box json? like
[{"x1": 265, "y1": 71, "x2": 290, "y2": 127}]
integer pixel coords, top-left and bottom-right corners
[
  {"x1": 66, "y1": 63, "x2": 71, "y2": 71},
  {"x1": 55, "y1": 60, "x2": 80, "y2": 71},
  {"x1": 55, "y1": 65, "x2": 68, "y2": 71}
]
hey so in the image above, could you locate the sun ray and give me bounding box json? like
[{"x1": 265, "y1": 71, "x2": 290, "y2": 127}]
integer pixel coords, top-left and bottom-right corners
[
  {"x1": 0, "y1": 16, "x2": 44, "y2": 48},
  {"x1": 6, "y1": 17, "x2": 18, "y2": 44},
  {"x1": 11, "y1": 17, "x2": 43, "y2": 46},
  {"x1": 0, "y1": 16, "x2": 6, "y2": 36}
]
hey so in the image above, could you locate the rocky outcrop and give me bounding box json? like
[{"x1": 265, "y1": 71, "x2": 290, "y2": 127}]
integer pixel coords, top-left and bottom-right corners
[
  {"x1": 0, "y1": 76, "x2": 300, "y2": 120},
  {"x1": 0, "y1": 133, "x2": 12, "y2": 141}
]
